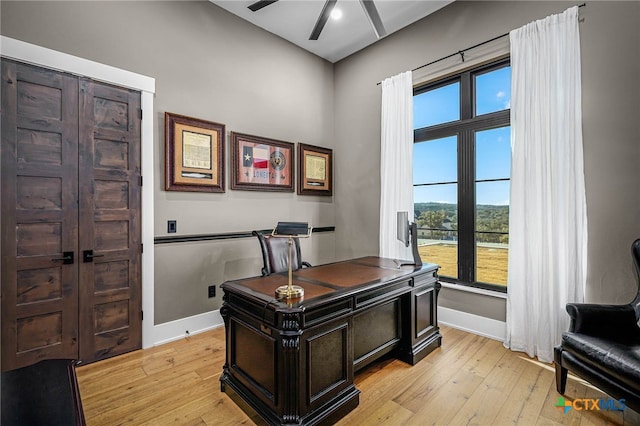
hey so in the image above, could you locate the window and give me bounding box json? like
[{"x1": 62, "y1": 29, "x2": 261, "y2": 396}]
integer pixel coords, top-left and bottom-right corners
[{"x1": 413, "y1": 59, "x2": 510, "y2": 292}]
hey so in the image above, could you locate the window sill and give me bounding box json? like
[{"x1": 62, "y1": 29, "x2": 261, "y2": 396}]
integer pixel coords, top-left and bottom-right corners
[{"x1": 440, "y1": 282, "x2": 507, "y2": 299}]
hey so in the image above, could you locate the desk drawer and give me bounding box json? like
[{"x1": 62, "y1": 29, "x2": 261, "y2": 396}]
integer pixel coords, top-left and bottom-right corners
[
  {"x1": 412, "y1": 269, "x2": 438, "y2": 288},
  {"x1": 354, "y1": 279, "x2": 411, "y2": 309},
  {"x1": 304, "y1": 299, "x2": 353, "y2": 328}
]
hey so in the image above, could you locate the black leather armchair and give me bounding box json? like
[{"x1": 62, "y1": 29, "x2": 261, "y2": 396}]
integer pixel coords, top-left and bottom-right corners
[
  {"x1": 252, "y1": 230, "x2": 311, "y2": 276},
  {"x1": 555, "y1": 239, "x2": 640, "y2": 413}
]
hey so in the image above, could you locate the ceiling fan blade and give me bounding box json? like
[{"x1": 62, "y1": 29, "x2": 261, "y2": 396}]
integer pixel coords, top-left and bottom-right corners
[
  {"x1": 359, "y1": 0, "x2": 387, "y2": 39},
  {"x1": 309, "y1": 0, "x2": 338, "y2": 41},
  {"x1": 248, "y1": 0, "x2": 278, "y2": 12}
]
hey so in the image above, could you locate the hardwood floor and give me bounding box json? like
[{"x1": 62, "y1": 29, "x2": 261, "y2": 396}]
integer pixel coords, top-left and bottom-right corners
[{"x1": 76, "y1": 325, "x2": 640, "y2": 425}]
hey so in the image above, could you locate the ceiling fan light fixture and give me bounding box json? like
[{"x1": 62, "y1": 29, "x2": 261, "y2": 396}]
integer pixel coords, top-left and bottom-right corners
[
  {"x1": 309, "y1": 0, "x2": 338, "y2": 40},
  {"x1": 359, "y1": 0, "x2": 387, "y2": 39},
  {"x1": 247, "y1": 0, "x2": 278, "y2": 12},
  {"x1": 249, "y1": 0, "x2": 388, "y2": 43}
]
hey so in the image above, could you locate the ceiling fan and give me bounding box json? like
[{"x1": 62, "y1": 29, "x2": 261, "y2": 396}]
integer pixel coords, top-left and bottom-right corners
[{"x1": 247, "y1": 0, "x2": 387, "y2": 41}]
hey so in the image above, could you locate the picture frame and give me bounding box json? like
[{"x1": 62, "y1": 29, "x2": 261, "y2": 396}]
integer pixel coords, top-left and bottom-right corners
[
  {"x1": 231, "y1": 132, "x2": 294, "y2": 192},
  {"x1": 297, "y1": 143, "x2": 332, "y2": 196},
  {"x1": 165, "y1": 112, "x2": 225, "y2": 192}
]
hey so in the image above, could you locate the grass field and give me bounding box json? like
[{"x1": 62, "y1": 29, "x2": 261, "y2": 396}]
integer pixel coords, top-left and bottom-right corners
[{"x1": 418, "y1": 243, "x2": 508, "y2": 286}]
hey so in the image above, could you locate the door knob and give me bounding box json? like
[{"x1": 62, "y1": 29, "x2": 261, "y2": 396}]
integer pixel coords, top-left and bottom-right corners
[
  {"x1": 83, "y1": 250, "x2": 105, "y2": 263},
  {"x1": 51, "y1": 251, "x2": 74, "y2": 265}
]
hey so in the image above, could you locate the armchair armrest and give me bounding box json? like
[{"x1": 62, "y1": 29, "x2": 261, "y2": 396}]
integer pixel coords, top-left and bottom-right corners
[{"x1": 566, "y1": 303, "x2": 639, "y2": 336}]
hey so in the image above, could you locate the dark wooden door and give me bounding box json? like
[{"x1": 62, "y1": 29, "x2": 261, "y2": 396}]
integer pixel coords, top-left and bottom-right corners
[
  {"x1": 1, "y1": 60, "x2": 80, "y2": 371},
  {"x1": 78, "y1": 79, "x2": 142, "y2": 362},
  {"x1": 1, "y1": 60, "x2": 142, "y2": 371}
]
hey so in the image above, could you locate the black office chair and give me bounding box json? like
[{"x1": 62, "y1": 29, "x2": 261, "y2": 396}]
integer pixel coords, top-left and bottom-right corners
[
  {"x1": 1, "y1": 359, "x2": 86, "y2": 426},
  {"x1": 252, "y1": 230, "x2": 312, "y2": 276}
]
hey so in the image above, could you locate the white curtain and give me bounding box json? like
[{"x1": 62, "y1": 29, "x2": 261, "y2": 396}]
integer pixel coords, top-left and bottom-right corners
[
  {"x1": 380, "y1": 71, "x2": 413, "y2": 260},
  {"x1": 505, "y1": 6, "x2": 587, "y2": 363}
]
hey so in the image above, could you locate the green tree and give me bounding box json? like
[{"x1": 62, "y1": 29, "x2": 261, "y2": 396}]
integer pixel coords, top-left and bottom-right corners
[{"x1": 418, "y1": 210, "x2": 448, "y2": 240}]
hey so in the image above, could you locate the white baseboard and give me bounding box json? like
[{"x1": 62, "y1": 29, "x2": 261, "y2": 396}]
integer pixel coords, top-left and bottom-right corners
[
  {"x1": 438, "y1": 306, "x2": 506, "y2": 342},
  {"x1": 153, "y1": 310, "x2": 224, "y2": 346}
]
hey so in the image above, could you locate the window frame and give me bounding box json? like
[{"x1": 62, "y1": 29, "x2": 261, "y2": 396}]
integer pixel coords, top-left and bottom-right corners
[{"x1": 413, "y1": 58, "x2": 510, "y2": 293}]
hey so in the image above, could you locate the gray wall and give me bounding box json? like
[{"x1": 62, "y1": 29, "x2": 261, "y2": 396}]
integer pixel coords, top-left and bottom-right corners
[
  {"x1": 333, "y1": 1, "x2": 640, "y2": 321},
  {"x1": 1, "y1": 1, "x2": 336, "y2": 324},
  {"x1": 2, "y1": 1, "x2": 639, "y2": 326}
]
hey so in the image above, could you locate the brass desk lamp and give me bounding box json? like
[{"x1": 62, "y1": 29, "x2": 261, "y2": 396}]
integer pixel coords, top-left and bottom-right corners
[{"x1": 271, "y1": 222, "x2": 312, "y2": 299}]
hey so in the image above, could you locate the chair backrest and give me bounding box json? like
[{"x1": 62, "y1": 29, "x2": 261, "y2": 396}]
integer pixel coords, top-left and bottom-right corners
[
  {"x1": 632, "y1": 238, "x2": 640, "y2": 319},
  {"x1": 253, "y1": 231, "x2": 304, "y2": 276}
]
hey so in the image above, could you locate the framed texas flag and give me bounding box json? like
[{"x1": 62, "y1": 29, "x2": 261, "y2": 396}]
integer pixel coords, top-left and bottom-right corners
[{"x1": 230, "y1": 132, "x2": 294, "y2": 192}]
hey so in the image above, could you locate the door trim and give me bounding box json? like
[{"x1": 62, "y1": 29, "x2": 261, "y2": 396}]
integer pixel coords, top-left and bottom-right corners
[{"x1": 1, "y1": 36, "x2": 156, "y2": 349}]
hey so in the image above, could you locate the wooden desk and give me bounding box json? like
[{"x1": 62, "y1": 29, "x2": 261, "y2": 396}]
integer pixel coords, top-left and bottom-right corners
[{"x1": 220, "y1": 257, "x2": 441, "y2": 425}]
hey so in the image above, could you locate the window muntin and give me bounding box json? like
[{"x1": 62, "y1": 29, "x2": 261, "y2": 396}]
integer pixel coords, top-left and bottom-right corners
[
  {"x1": 414, "y1": 183, "x2": 458, "y2": 215},
  {"x1": 413, "y1": 60, "x2": 510, "y2": 292}
]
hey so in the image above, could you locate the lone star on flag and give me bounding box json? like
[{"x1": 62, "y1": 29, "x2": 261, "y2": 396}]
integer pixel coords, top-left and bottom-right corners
[{"x1": 244, "y1": 153, "x2": 251, "y2": 162}]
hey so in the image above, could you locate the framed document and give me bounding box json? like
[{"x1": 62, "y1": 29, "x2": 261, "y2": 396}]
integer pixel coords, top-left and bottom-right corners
[
  {"x1": 297, "y1": 143, "x2": 332, "y2": 196},
  {"x1": 231, "y1": 132, "x2": 295, "y2": 192},
  {"x1": 165, "y1": 112, "x2": 225, "y2": 192}
]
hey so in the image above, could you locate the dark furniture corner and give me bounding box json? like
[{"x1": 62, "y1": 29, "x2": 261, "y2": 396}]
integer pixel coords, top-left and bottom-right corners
[
  {"x1": 1, "y1": 358, "x2": 86, "y2": 426},
  {"x1": 252, "y1": 230, "x2": 311, "y2": 276},
  {"x1": 555, "y1": 238, "x2": 640, "y2": 413}
]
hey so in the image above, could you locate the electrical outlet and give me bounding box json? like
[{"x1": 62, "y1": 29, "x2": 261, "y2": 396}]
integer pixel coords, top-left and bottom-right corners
[
  {"x1": 168, "y1": 220, "x2": 177, "y2": 233},
  {"x1": 208, "y1": 285, "x2": 216, "y2": 298}
]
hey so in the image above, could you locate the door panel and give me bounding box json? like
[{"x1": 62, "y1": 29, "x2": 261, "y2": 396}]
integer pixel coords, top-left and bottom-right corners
[
  {"x1": 78, "y1": 79, "x2": 142, "y2": 362},
  {"x1": 1, "y1": 60, "x2": 79, "y2": 371}
]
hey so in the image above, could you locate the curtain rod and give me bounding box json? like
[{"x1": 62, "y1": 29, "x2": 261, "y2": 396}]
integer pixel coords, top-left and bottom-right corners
[{"x1": 377, "y1": 3, "x2": 586, "y2": 86}]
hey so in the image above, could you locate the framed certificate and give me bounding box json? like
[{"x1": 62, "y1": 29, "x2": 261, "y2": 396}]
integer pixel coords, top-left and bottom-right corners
[
  {"x1": 231, "y1": 132, "x2": 294, "y2": 192},
  {"x1": 165, "y1": 112, "x2": 225, "y2": 192},
  {"x1": 297, "y1": 143, "x2": 332, "y2": 196}
]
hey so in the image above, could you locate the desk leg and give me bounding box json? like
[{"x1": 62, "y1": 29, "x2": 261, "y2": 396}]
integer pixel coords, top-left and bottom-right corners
[{"x1": 281, "y1": 312, "x2": 302, "y2": 424}]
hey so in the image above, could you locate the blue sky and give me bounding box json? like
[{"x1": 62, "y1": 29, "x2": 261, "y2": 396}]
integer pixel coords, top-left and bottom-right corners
[{"x1": 413, "y1": 66, "x2": 511, "y2": 206}]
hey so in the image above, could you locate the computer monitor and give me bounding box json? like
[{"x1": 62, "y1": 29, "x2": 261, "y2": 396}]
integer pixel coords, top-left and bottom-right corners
[
  {"x1": 397, "y1": 211, "x2": 410, "y2": 247},
  {"x1": 395, "y1": 211, "x2": 422, "y2": 268}
]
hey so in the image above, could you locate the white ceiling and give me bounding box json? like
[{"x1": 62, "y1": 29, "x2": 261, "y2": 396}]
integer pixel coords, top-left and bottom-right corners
[{"x1": 210, "y1": 0, "x2": 453, "y2": 63}]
